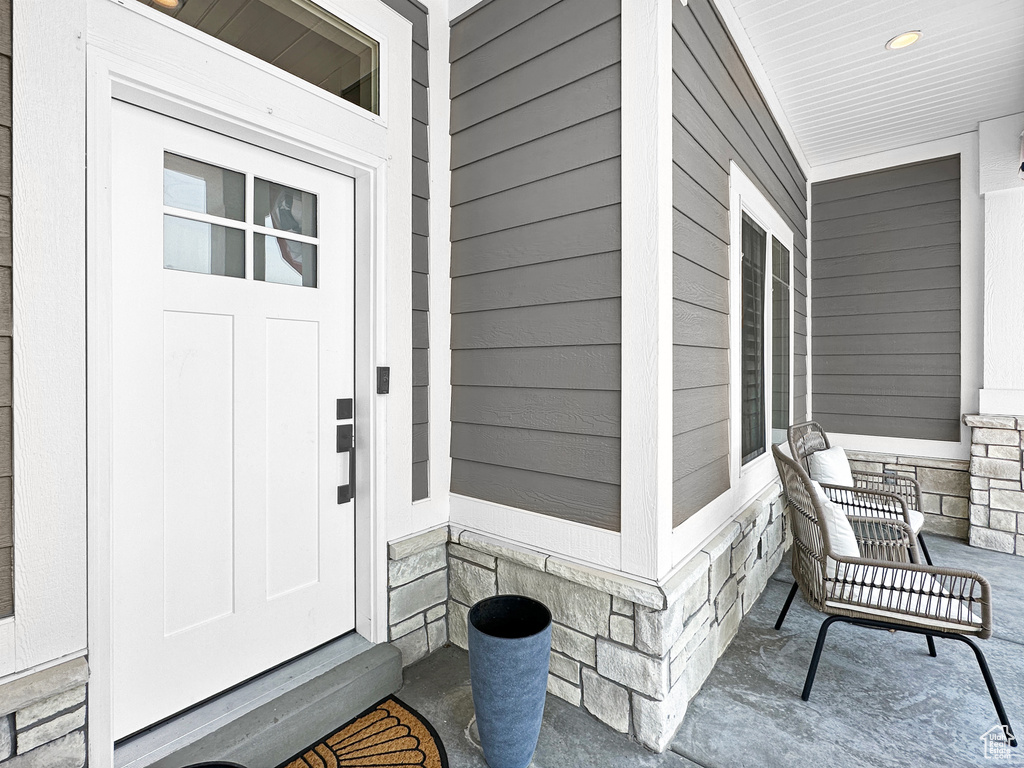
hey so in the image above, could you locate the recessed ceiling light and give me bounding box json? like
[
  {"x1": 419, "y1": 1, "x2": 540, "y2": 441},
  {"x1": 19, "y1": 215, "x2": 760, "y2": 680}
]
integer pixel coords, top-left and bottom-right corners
[
  {"x1": 885, "y1": 31, "x2": 922, "y2": 50},
  {"x1": 152, "y1": 0, "x2": 181, "y2": 8}
]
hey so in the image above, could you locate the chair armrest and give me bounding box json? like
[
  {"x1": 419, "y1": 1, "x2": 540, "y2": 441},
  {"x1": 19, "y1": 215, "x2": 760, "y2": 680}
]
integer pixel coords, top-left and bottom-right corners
[
  {"x1": 846, "y1": 516, "x2": 917, "y2": 564},
  {"x1": 850, "y1": 469, "x2": 922, "y2": 511},
  {"x1": 819, "y1": 483, "x2": 913, "y2": 526},
  {"x1": 825, "y1": 555, "x2": 992, "y2": 637}
]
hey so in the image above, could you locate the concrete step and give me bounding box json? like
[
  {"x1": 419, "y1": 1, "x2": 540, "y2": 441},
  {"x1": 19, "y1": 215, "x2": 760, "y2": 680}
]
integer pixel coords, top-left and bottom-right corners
[{"x1": 115, "y1": 634, "x2": 402, "y2": 768}]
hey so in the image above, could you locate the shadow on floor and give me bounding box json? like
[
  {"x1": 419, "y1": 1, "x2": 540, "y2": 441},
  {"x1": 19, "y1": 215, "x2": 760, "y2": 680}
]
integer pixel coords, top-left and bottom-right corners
[{"x1": 400, "y1": 535, "x2": 1022, "y2": 768}]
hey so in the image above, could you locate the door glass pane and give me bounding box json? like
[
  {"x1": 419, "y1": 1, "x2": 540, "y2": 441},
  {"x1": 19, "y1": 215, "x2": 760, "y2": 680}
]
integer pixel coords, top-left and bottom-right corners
[
  {"x1": 254, "y1": 179, "x2": 318, "y2": 237},
  {"x1": 164, "y1": 215, "x2": 245, "y2": 277},
  {"x1": 772, "y1": 237, "x2": 791, "y2": 445},
  {"x1": 164, "y1": 153, "x2": 245, "y2": 221},
  {"x1": 741, "y1": 213, "x2": 767, "y2": 465},
  {"x1": 140, "y1": 0, "x2": 380, "y2": 115},
  {"x1": 255, "y1": 233, "x2": 317, "y2": 287}
]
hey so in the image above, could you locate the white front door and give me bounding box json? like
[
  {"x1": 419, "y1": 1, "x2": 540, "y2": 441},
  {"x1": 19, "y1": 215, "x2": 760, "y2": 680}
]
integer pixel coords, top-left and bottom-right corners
[{"x1": 109, "y1": 100, "x2": 356, "y2": 739}]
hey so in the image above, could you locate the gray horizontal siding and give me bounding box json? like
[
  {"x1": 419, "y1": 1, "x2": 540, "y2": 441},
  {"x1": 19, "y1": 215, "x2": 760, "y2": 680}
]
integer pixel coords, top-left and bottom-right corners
[
  {"x1": 811, "y1": 156, "x2": 961, "y2": 442},
  {"x1": 671, "y1": 0, "x2": 809, "y2": 527},
  {"x1": 449, "y1": 0, "x2": 621, "y2": 531},
  {"x1": 381, "y1": 0, "x2": 431, "y2": 500}
]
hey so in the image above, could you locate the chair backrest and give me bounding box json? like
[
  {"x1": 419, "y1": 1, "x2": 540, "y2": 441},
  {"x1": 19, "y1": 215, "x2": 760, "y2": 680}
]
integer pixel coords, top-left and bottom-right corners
[
  {"x1": 787, "y1": 421, "x2": 831, "y2": 473},
  {"x1": 772, "y1": 444, "x2": 830, "y2": 608}
]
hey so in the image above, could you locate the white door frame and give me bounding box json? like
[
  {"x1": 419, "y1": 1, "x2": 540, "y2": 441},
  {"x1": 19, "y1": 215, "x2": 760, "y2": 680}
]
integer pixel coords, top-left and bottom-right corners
[{"x1": 82, "y1": 0, "x2": 412, "y2": 764}]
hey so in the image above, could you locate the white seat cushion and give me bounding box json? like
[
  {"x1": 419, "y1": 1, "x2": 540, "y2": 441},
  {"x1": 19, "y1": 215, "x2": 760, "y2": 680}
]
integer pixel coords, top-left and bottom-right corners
[
  {"x1": 808, "y1": 445, "x2": 855, "y2": 486},
  {"x1": 809, "y1": 480, "x2": 860, "y2": 576}
]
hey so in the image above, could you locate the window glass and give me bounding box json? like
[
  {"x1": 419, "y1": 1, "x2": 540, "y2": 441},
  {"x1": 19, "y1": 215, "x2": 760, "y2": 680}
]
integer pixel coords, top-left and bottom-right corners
[
  {"x1": 741, "y1": 213, "x2": 767, "y2": 465},
  {"x1": 254, "y1": 178, "x2": 318, "y2": 237},
  {"x1": 141, "y1": 0, "x2": 379, "y2": 115},
  {"x1": 164, "y1": 153, "x2": 245, "y2": 221},
  {"x1": 254, "y1": 233, "x2": 318, "y2": 287},
  {"x1": 772, "y1": 237, "x2": 791, "y2": 445},
  {"x1": 164, "y1": 215, "x2": 245, "y2": 277}
]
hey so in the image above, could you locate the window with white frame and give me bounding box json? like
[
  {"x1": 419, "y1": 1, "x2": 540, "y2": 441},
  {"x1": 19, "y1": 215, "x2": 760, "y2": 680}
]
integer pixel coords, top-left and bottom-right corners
[{"x1": 730, "y1": 163, "x2": 793, "y2": 476}]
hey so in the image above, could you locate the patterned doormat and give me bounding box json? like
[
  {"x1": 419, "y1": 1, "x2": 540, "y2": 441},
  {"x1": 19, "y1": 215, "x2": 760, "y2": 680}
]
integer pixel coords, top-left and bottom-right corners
[{"x1": 277, "y1": 697, "x2": 448, "y2": 768}]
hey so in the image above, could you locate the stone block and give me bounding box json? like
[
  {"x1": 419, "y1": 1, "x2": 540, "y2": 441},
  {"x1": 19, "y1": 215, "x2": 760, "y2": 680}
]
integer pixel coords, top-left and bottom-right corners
[
  {"x1": 388, "y1": 526, "x2": 448, "y2": 561},
  {"x1": 990, "y1": 489, "x2": 1024, "y2": 512},
  {"x1": 497, "y1": 560, "x2": 610, "y2": 637},
  {"x1": 964, "y1": 415, "x2": 1017, "y2": 429},
  {"x1": 740, "y1": 558, "x2": 771, "y2": 614},
  {"x1": 545, "y1": 557, "x2": 664, "y2": 609},
  {"x1": 991, "y1": 479, "x2": 1021, "y2": 490},
  {"x1": 635, "y1": 568, "x2": 708, "y2": 657},
  {"x1": 426, "y1": 604, "x2": 446, "y2": 623},
  {"x1": 974, "y1": 428, "x2": 1020, "y2": 446},
  {"x1": 702, "y1": 527, "x2": 735, "y2": 598},
  {"x1": 15, "y1": 687, "x2": 85, "y2": 731},
  {"x1": 662, "y1": 551, "x2": 711, "y2": 607},
  {"x1": 941, "y1": 496, "x2": 969, "y2": 518},
  {"x1": 970, "y1": 490, "x2": 990, "y2": 506},
  {"x1": 609, "y1": 615, "x2": 635, "y2": 647},
  {"x1": 611, "y1": 595, "x2": 633, "y2": 615},
  {"x1": 671, "y1": 603, "x2": 712, "y2": 661},
  {"x1": 683, "y1": 636, "x2": 717, "y2": 696},
  {"x1": 971, "y1": 505, "x2": 990, "y2": 527},
  {"x1": 449, "y1": 558, "x2": 496, "y2": 607},
  {"x1": 990, "y1": 509, "x2": 1017, "y2": 533},
  {"x1": 971, "y1": 444, "x2": 987, "y2": 457},
  {"x1": 918, "y1": 467, "x2": 969, "y2": 497},
  {"x1": 970, "y1": 475, "x2": 990, "y2": 490},
  {"x1": 391, "y1": 626, "x2": 429, "y2": 668},
  {"x1": 390, "y1": 613, "x2": 424, "y2": 641},
  {"x1": 713, "y1": 604, "x2": 741, "y2": 658},
  {"x1": 922, "y1": 514, "x2": 968, "y2": 539},
  {"x1": 0, "y1": 715, "x2": 9, "y2": 761},
  {"x1": 899, "y1": 456, "x2": 968, "y2": 471},
  {"x1": 596, "y1": 639, "x2": 669, "y2": 700},
  {"x1": 971, "y1": 458, "x2": 1020, "y2": 481},
  {"x1": 714, "y1": 576, "x2": 738, "y2": 622},
  {"x1": 448, "y1": 543, "x2": 496, "y2": 569},
  {"x1": 731, "y1": 532, "x2": 755, "y2": 575},
  {"x1": 581, "y1": 668, "x2": 629, "y2": 733},
  {"x1": 459, "y1": 530, "x2": 547, "y2": 571},
  {"x1": 426, "y1": 618, "x2": 446, "y2": 653},
  {"x1": 389, "y1": 569, "x2": 447, "y2": 625},
  {"x1": 16, "y1": 707, "x2": 85, "y2": 754},
  {"x1": 388, "y1": 544, "x2": 446, "y2": 588},
  {"x1": 988, "y1": 445, "x2": 1021, "y2": 461},
  {"x1": 5, "y1": 731, "x2": 85, "y2": 768},
  {"x1": 546, "y1": 674, "x2": 581, "y2": 706},
  {"x1": 551, "y1": 623, "x2": 596, "y2": 667},
  {"x1": 549, "y1": 651, "x2": 580, "y2": 684},
  {"x1": 448, "y1": 600, "x2": 469, "y2": 650},
  {"x1": 0, "y1": 659, "x2": 88, "y2": 719},
  {"x1": 1017, "y1": 535, "x2": 1024, "y2": 555},
  {"x1": 921, "y1": 493, "x2": 942, "y2": 514},
  {"x1": 970, "y1": 527, "x2": 1015, "y2": 554},
  {"x1": 632, "y1": 682, "x2": 689, "y2": 753}
]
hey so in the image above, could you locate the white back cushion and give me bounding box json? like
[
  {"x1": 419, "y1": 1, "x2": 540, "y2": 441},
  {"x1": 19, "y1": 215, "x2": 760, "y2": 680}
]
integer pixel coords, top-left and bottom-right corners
[
  {"x1": 809, "y1": 480, "x2": 860, "y2": 575},
  {"x1": 808, "y1": 445, "x2": 855, "y2": 487}
]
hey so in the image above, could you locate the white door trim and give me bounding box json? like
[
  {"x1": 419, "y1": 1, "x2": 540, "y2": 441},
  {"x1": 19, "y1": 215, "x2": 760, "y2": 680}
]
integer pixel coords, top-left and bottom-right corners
[{"x1": 83, "y1": 1, "x2": 412, "y2": 764}]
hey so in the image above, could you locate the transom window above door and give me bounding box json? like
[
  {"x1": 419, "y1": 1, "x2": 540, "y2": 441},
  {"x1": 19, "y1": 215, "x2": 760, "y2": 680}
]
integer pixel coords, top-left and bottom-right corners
[
  {"x1": 137, "y1": 0, "x2": 380, "y2": 115},
  {"x1": 163, "y1": 152, "x2": 319, "y2": 287}
]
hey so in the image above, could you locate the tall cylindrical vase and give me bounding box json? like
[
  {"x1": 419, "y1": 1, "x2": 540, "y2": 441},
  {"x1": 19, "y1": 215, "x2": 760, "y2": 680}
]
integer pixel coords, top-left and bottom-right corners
[{"x1": 468, "y1": 595, "x2": 552, "y2": 768}]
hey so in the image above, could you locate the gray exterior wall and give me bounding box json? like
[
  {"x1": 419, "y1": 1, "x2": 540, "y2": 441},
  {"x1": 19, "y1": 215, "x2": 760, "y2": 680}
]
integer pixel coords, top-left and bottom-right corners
[
  {"x1": 811, "y1": 156, "x2": 961, "y2": 442},
  {"x1": 671, "y1": 0, "x2": 808, "y2": 526},
  {"x1": 0, "y1": 0, "x2": 10, "y2": 618},
  {"x1": 448, "y1": 0, "x2": 622, "y2": 531},
  {"x1": 380, "y1": 0, "x2": 431, "y2": 501}
]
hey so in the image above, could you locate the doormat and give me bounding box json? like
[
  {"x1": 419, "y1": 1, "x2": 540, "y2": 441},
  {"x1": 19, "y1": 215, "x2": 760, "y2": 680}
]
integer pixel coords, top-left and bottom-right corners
[{"x1": 277, "y1": 696, "x2": 448, "y2": 768}]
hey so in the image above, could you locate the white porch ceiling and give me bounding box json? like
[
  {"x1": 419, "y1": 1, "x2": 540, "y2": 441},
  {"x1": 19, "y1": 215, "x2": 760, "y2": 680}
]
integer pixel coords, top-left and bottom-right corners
[{"x1": 721, "y1": 0, "x2": 1024, "y2": 167}]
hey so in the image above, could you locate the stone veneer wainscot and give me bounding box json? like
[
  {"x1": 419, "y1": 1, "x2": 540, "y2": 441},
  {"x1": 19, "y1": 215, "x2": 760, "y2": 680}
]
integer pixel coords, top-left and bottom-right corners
[
  {"x1": 387, "y1": 526, "x2": 450, "y2": 666},
  {"x1": 443, "y1": 487, "x2": 790, "y2": 751},
  {"x1": 964, "y1": 414, "x2": 1024, "y2": 555}
]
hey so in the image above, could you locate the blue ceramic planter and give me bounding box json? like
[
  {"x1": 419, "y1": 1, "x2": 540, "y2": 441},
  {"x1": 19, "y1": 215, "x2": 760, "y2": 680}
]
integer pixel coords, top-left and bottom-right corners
[{"x1": 468, "y1": 595, "x2": 552, "y2": 768}]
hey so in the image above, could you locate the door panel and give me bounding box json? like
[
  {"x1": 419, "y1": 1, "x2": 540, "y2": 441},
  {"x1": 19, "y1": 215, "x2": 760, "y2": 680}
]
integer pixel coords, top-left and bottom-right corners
[{"x1": 110, "y1": 100, "x2": 356, "y2": 739}]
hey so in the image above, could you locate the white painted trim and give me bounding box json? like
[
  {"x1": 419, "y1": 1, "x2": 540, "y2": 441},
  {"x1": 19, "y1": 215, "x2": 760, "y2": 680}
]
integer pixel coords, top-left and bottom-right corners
[
  {"x1": 9, "y1": 0, "x2": 89, "y2": 679},
  {"x1": 81, "y1": 1, "x2": 412, "y2": 763},
  {"x1": 619, "y1": 0, "x2": 674, "y2": 580},
  {"x1": 450, "y1": 495, "x2": 622, "y2": 572},
  {"x1": 804, "y1": 177, "x2": 813, "y2": 423},
  {"x1": 808, "y1": 132, "x2": 981, "y2": 461},
  {"x1": 711, "y1": 0, "x2": 810, "y2": 176}
]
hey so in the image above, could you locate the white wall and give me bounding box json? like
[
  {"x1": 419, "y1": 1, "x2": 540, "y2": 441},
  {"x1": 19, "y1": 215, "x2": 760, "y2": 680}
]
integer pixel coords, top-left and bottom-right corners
[{"x1": 977, "y1": 113, "x2": 1024, "y2": 416}]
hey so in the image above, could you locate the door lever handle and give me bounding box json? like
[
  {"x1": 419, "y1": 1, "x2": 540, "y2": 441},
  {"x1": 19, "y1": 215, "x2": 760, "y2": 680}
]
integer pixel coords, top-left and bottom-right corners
[{"x1": 337, "y1": 424, "x2": 355, "y2": 504}]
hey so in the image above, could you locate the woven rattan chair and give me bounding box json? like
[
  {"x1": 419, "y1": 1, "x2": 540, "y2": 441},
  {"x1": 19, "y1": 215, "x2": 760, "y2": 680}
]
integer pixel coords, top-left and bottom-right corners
[
  {"x1": 772, "y1": 444, "x2": 1015, "y2": 746},
  {"x1": 788, "y1": 421, "x2": 932, "y2": 565}
]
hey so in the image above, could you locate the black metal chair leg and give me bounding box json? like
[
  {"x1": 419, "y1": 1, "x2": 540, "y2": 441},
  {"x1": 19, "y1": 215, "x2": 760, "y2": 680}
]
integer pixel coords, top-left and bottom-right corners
[
  {"x1": 917, "y1": 532, "x2": 933, "y2": 565},
  {"x1": 802, "y1": 615, "x2": 842, "y2": 701},
  {"x1": 955, "y1": 635, "x2": 1017, "y2": 747},
  {"x1": 776, "y1": 581, "x2": 799, "y2": 630},
  {"x1": 926, "y1": 634, "x2": 937, "y2": 657}
]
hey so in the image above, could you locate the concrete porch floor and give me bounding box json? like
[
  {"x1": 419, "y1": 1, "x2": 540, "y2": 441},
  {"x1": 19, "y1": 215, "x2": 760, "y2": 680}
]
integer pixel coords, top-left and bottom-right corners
[{"x1": 398, "y1": 535, "x2": 1023, "y2": 767}]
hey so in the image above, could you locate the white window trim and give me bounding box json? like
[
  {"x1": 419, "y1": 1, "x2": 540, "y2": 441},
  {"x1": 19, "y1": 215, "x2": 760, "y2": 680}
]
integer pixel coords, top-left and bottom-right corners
[{"x1": 729, "y1": 162, "x2": 794, "y2": 496}]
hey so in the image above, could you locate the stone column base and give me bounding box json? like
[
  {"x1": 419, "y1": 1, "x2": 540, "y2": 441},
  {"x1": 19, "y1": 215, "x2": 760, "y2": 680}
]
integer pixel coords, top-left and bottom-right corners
[{"x1": 964, "y1": 415, "x2": 1024, "y2": 555}]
